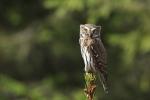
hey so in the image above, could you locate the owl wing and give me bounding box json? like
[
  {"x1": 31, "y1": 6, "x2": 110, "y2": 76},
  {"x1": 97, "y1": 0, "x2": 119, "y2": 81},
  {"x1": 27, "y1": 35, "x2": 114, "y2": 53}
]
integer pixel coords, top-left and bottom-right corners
[{"x1": 91, "y1": 38, "x2": 108, "y2": 93}]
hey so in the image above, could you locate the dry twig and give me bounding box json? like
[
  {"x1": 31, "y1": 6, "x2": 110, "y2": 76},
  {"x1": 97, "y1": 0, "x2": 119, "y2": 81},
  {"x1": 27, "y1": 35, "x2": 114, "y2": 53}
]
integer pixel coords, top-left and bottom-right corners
[{"x1": 84, "y1": 72, "x2": 96, "y2": 100}]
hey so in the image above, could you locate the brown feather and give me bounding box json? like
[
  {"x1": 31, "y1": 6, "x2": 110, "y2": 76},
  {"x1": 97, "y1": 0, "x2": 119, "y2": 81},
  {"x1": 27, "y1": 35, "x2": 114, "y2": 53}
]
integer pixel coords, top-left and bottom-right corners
[{"x1": 91, "y1": 38, "x2": 108, "y2": 93}]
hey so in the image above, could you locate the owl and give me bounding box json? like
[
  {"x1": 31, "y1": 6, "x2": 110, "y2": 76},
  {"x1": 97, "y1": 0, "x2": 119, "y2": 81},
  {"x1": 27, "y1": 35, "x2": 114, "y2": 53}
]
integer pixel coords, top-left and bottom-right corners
[{"x1": 79, "y1": 24, "x2": 108, "y2": 93}]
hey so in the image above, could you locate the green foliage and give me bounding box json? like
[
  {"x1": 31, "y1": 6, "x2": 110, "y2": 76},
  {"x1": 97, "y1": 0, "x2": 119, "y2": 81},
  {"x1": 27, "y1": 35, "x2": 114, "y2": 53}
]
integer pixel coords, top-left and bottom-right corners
[
  {"x1": 0, "y1": 75, "x2": 86, "y2": 100},
  {"x1": 0, "y1": 75, "x2": 27, "y2": 96},
  {"x1": 85, "y1": 72, "x2": 96, "y2": 85}
]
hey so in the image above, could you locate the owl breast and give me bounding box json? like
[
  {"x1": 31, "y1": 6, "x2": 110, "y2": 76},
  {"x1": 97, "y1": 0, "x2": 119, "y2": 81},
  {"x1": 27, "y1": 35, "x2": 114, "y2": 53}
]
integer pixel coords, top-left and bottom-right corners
[
  {"x1": 83, "y1": 38, "x2": 94, "y2": 47},
  {"x1": 81, "y1": 45, "x2": 96, "y2": 73}
]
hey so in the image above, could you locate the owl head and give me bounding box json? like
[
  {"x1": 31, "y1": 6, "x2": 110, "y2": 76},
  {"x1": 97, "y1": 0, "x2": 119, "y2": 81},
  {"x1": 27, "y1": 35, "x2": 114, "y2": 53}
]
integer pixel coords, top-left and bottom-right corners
[{"x1": 80, "y1": 24, "x2": 101, "y2": 38}]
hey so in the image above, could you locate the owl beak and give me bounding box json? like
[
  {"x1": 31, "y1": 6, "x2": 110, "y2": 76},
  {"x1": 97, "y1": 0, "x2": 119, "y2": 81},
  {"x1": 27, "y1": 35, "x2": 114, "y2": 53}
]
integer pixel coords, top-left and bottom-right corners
[{"x1": 89, "y1": 33, "x2": 92, "y2": 38}]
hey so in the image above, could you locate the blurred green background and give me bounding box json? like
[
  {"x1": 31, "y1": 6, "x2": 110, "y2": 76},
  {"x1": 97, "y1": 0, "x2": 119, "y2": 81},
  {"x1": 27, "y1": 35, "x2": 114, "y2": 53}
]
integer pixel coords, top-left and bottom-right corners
[{"x1": 0, "y1": 0, "x2": 150, "y2": 100}]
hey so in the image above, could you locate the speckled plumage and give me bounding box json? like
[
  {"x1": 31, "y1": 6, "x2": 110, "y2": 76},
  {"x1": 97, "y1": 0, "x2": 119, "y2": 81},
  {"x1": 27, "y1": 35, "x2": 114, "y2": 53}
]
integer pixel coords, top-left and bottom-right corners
[{"x1": 79, "y1": 24, "x2": 108, "y2": 93}]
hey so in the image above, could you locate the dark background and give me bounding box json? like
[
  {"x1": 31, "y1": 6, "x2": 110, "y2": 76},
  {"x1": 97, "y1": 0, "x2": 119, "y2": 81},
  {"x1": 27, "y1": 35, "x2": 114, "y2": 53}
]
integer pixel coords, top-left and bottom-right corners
[{"x1": 0, "y1": 0, "x2": 150, "y2": 100}]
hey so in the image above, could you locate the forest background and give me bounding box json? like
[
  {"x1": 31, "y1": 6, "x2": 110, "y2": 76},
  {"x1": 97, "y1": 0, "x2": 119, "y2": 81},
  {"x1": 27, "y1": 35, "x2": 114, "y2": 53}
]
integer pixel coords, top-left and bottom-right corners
[{"x1": 0, "y1": 0, "x2": 150, "y2": 100}]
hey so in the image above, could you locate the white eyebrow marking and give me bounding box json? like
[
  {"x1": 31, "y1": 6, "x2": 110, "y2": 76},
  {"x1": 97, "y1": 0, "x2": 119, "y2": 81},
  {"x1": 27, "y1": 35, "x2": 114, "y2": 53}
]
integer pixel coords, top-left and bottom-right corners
[
  {"x1": 84, "y1": 26, "x2": 90, "y2": 31},
  {"x1": 91, "y1": 28, "x2": 96, "y2": 31}
]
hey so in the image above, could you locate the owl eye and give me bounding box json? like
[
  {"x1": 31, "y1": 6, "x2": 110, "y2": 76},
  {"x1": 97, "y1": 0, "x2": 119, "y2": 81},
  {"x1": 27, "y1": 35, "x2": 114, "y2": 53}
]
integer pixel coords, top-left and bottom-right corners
[
  {"x1": 92, "y1": 29, "x2": 97, "y2": 34},
  {"x1": 84, "y1": 28, "x2": 88, "y2": 33}
]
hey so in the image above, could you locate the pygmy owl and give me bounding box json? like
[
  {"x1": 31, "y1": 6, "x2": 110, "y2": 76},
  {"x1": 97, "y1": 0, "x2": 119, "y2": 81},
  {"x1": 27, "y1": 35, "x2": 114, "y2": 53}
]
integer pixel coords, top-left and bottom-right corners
[{"x1": 79, "y1": 24, "x2": 108, "y2": 93}]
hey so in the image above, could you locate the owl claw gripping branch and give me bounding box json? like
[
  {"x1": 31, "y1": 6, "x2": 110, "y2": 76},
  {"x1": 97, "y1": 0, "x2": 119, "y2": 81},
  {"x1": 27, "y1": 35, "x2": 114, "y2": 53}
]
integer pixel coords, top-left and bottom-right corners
[{"x1": 79, "y1": 24, "x2": 108, "y2": 97}]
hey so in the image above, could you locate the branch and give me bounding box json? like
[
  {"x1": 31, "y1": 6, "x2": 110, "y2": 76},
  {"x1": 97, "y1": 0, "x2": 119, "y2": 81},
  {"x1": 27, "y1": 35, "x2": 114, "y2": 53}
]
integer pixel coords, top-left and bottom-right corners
[{"x1": 84, "y1": 72, "x2": 96, "y2": 100}]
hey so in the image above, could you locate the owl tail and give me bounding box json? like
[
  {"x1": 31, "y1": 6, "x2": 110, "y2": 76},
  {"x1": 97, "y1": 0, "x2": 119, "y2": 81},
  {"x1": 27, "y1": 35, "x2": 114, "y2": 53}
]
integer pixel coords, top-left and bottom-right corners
[{"x1": 98, "y1": 72, "x2": 108, "y2": 94}]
